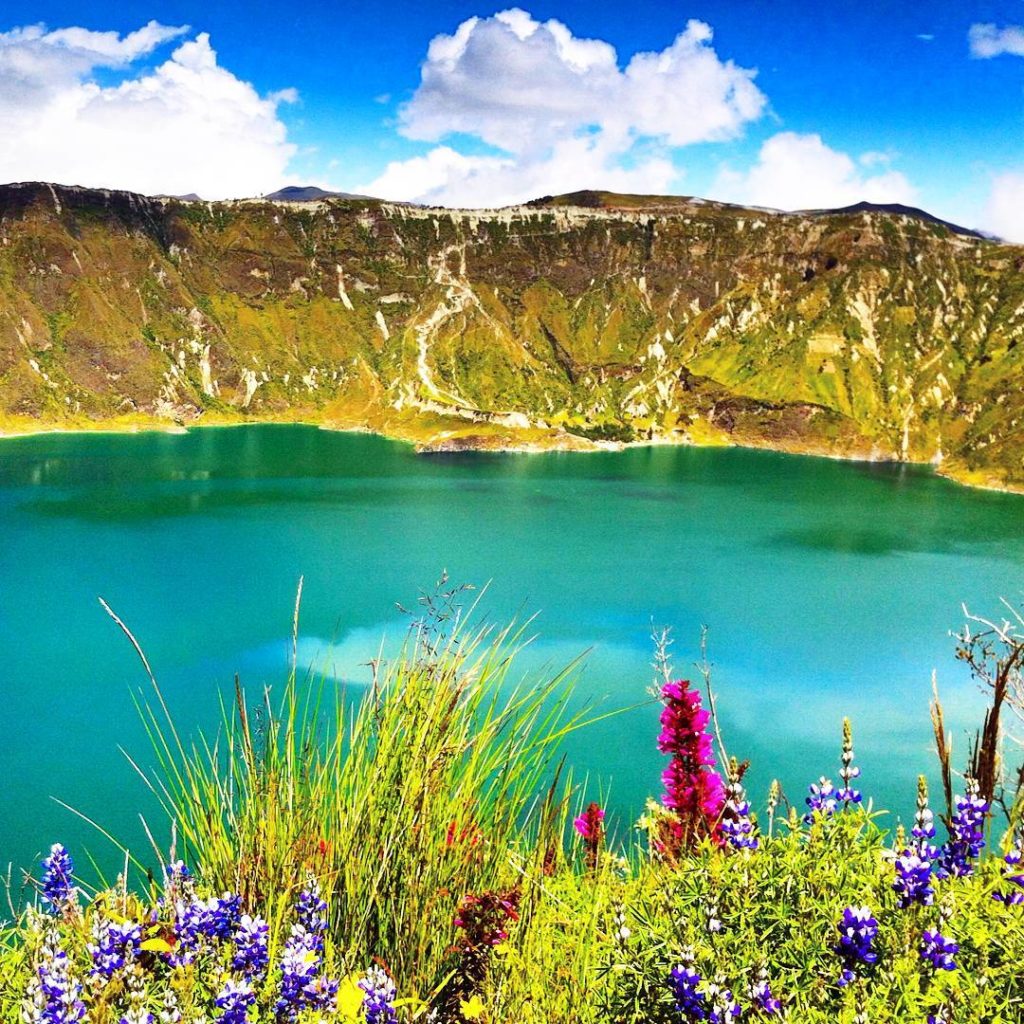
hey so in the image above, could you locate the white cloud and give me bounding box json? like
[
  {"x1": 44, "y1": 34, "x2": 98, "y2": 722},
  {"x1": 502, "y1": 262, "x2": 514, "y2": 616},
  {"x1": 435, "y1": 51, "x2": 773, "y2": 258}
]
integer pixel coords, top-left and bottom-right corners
[
  {"x1": 714, "y1": 132, "x2": 917, "y2": 211},
  {"x1": 361, "y1": 8, "x2": 764, "y2": 206},
  {"x1": 364, "y1": 138, "x2": 676, "y2": 208},
  {"x1": 969, "y1": 23, "x2": 1024, "y2": 58},
  {"x1": 984, "y1": 171, "x2": 1024, "y2": 242},
  {"x1": 0, "y1": 21, "x2": 297, "y2": 198}
]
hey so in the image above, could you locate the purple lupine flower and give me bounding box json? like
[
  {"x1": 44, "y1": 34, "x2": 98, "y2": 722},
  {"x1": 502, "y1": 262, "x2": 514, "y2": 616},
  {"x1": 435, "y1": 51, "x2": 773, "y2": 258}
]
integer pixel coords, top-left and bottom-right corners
[
  {"x1": 911, "y1": 776, "x2": 937, "y2": 843},
  {"x1": 837, "y1": 719, "x2": 862, "y2": 805},
  {"x1": 167, "y1": 899, "x2": 208, "y2": 967},
  {"x1": 273, "y1": 877, "x2": 335, "y2": 1019},
  {"x1": 163, "y1": 861, "x2": 191, "y2": 892},
  {"x1": 721, "y1": 764, "x2": 758, "y2": 851},
  {"x1": 749, "y1": 975, "x2": 781, "y2": 1016},
  {"x1": 669, "y1": 962, "x2": 710, "y2": 1021},
  {"x1": 274, "y1": 921, "x2": 337, "y2": 1021},
  {"x1": 88, "y1": 917, "x2": 142, "y2": 977},
  {"x1": 804, "y1": 777, "x2": 838, "y2": 823},
  {"x1": 920, "y1": 929, "x2": 958, "y2": 971},
  {"x1": 893, "y1": 847, "x2": 935, "y2": 908},
  {"x1": 169, "y1": 898, "x2": 213, "y2": 966},
  {"x1": 704, "y1": 980, "x2": 742, "y2": 1023},
  {"x1": 232, "y1": 914, "x2": 270, "y2": 978},
  {"x1": 668, "y1": 957, "x2": 741, "y2": 1024},
  {"x1": 806, "y1": 722, "x2": 864, "y2": 825},
  {"x1": 215, "y1": 979, "x2": 255, "y2": 1024},
  {"x1": 938, "y1": 781, "x2": 988, "y2": 879},
  {"x1": 305, "y1": 975, "x2": 339, "y2": 1011},
  {"x1": 893, "y1": 776, "x2": 938, "y2": 908},
  {"x1": 40, "y1": 845, "x2": 76, "y2": 913},
  {"x1": 834, "y1": 906, "x2": 879, "y2": 987},
  {"x1": 993, "y1": 826, "x2": 1024, "y2": 905},
  {"x1": 167, "y1": 892, "x2": 243, "y2": 966},
  {"x1": 358, "y1": 967, "x2": 397, "y2": 1024},
  {"x1": 24, "y1": 934, "x2": 86, "y2": 1024},
  {"x1": 274, "y1": 926, "x2": 319, "y2": 1020},
  {"x1": 294, "y1": 878, "x2": 328, "y2": 953},
  {"x1": 207, "y1": 892, "x2": 243, "y2": 941}
]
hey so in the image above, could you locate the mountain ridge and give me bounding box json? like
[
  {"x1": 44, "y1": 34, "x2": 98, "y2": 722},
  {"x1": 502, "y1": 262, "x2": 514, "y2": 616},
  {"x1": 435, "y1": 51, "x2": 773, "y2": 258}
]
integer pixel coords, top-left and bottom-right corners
[{"x1": 1, "y1": 180, "x2": 1022, "y2": 491}]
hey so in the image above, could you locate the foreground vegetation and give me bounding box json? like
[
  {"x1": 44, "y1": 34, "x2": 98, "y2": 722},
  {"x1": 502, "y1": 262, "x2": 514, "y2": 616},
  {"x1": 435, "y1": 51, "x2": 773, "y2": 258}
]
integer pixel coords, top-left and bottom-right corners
[{"x1": 3, "y1": 584, "x2": 1024, "y2": 1023}]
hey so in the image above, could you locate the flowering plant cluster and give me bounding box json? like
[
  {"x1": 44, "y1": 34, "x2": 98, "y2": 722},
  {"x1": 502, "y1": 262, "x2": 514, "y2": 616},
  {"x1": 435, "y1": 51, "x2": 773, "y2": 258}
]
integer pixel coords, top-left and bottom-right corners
[
  {"x1": 19, "y1": 846, "x2": 398, "y2": 1024},
  {"x1": 993, "y1": 825, "x2": 1024, "y2": 905},
  {"x1": 834, "y1": 905, "x2": 879, "y2": 986},
  {"x1": 669, "y1": 950, "x2": 778, "y2": 1022},
  {"x1": 804, "y1": 718, "x2": 861, "y2": 823},
  {"x1": 588, "y1": 707, "x2": 1024, "y2": 1024},
  {"x1": 720, "y1": 759, "x2": 757, "y2": 852},
  {"x1": 893, "y1": 776, "x2": 938, "y2": 908},
  {"x1": 8, "y1": 610, "x2": 1024, "y2": 1024},
  {"x1": 574, "y1": 801, "x2": 606, "y2": 871},
  {"x1": 937, "y1": 780, "x2": 989, "y2": 879},
  {"x1": 656, "y1": 679, "x2": 725, "y2": 857}
]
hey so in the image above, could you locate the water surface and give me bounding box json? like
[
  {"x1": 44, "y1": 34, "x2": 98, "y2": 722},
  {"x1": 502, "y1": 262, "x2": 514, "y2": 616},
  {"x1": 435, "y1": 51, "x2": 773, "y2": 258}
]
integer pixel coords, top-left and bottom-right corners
[{"x1": 1, "y1": 425, "x2": 1021, "y2": 879}]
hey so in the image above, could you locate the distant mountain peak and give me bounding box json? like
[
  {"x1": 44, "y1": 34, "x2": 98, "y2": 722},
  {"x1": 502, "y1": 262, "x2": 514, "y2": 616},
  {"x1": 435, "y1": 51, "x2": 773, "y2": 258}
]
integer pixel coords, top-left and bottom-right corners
[
  {"x1": 523, "y1": 190, "x2": 987, "y2": 239},
  {"x1": 804, "y1": 201, "x2": 984, "y2": 240},
  {"x1": 265, "y1": 185, "x2": 372, "y2": 202}
]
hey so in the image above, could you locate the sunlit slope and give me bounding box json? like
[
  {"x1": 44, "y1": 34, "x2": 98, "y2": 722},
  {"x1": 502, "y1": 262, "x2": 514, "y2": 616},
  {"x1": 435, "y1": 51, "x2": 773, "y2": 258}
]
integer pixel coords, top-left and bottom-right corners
[{"x1": 1, "y1": 182, "x2": 1021, "y2": 487}]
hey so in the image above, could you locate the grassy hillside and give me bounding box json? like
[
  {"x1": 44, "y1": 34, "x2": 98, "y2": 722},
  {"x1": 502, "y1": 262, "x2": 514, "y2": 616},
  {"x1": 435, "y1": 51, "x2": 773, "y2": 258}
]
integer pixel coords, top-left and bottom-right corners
[{"x1": 1, "y1": 182, "x2": 1023, "y2": 489}]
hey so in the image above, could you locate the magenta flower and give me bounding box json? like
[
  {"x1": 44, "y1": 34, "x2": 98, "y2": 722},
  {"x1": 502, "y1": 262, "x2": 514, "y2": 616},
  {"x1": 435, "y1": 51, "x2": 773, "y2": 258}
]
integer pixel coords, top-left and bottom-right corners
[
  {"x1": 574, "y1": 802, "x2": 605, "y2": 872},
  {"x1": 656, "y1": 679, "x2": 725, "y2": 855},
  {"x1": 573, "y1": 803, "x2": 605, "y2": 839}
]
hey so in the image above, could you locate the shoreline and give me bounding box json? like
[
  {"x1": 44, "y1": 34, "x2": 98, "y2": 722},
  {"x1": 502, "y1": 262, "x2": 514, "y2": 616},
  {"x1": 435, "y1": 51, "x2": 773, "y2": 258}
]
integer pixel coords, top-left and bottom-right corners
[{"x1": 1, "y1": 412, "x2": 1021, "y2": 497}]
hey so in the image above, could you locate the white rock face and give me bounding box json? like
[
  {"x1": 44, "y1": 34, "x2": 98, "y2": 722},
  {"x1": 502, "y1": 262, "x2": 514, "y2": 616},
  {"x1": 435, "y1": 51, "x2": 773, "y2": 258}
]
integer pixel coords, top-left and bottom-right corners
[{"x1": 336, "y1": 265, "x2": 354, "y2": 310}]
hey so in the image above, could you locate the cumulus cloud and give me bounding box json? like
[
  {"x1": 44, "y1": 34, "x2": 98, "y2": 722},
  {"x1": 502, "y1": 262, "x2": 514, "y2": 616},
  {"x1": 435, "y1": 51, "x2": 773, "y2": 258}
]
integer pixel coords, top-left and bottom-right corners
[
  {"x1": 983, "y1": 172, "x2": 1024, "y2": 242},
  {"x1": 360, "y1": 8, "x2": 765, "y2": 206},
  {"x1": 714, "y1": 132, "x2": 917, "y2": 211},
  {"x1": 0, "y1": 21, "x2": 297, "y2": 198},
  {"x1": 366, "y1": 138, "x2": 677, "y2": 209},
  {"x1": 968, "y1": 23, "x2": 1024, "y2": 58}
]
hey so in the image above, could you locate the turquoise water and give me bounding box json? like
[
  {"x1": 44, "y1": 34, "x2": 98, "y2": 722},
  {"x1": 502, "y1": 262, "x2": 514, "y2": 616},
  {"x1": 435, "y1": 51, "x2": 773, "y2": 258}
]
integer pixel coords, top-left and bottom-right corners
[{"x1": 1, "y1": 425, "x2": 1022, "y2": 879}]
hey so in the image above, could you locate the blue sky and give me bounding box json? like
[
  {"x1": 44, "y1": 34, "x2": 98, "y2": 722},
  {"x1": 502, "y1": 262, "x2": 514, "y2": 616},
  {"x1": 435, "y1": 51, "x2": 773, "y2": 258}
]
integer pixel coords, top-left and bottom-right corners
[{"x1": 1, "y1": 2, "x2": 1023, "y2": 237}]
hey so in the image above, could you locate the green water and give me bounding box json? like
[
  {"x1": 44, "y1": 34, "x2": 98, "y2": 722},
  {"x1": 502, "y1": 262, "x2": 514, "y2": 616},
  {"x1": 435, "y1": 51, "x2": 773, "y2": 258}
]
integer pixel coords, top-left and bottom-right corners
[{"x1": 1, "y1": 425, "x2": 1022, "y2": 878}]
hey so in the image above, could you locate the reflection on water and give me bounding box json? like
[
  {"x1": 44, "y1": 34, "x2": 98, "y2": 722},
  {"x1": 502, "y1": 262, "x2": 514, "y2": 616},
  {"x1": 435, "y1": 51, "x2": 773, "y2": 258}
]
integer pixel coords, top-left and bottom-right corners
[{"x1": 0, "y1": 425, "x2": 1022, "y2": 877}]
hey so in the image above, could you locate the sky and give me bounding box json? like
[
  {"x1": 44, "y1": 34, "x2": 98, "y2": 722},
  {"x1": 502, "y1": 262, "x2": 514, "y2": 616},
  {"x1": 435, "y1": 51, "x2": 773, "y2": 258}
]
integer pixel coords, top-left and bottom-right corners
[{"x1": 1, "y1": 2, "x2": 1023, "y2": 238}]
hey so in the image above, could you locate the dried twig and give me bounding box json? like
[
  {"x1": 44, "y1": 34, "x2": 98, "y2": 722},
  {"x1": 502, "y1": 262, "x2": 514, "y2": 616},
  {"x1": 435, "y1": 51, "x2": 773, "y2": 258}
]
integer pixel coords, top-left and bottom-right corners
[
  {"x1": 956, "y1": 602, "x2": 1024, "y2": 813},
  {"x1": 930, "y1": 672, "x2": 953, "y2": 822},
  {"x1": 696, "y1": 625, "x2": 730, "y2": 770}
]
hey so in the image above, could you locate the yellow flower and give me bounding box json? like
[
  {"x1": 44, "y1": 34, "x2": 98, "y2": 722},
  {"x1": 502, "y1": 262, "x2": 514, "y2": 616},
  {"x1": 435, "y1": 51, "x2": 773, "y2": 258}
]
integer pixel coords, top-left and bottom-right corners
[
  {"x1": 139, "y1": 937, "x2": 173, "y2": 954},
  {"x1": 460, "y1": 994, "x2": 486, "y2": 1020},
  {"x1": 336, "y1": 975, "x2": 365, "y2": 1021}
]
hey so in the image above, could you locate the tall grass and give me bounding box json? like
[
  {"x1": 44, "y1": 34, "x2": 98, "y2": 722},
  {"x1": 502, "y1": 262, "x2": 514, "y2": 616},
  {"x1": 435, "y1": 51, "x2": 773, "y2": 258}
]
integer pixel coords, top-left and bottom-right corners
[{"x1": 124, "y1": 581, "x2": 595, "y2": 998}]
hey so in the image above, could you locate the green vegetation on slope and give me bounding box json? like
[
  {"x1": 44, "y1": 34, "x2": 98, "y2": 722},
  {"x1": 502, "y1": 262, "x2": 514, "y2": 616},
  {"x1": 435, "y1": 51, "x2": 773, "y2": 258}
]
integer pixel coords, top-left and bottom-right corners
[{"x1": 1, "y1": 182, "x2": 1023, "y2": 489}]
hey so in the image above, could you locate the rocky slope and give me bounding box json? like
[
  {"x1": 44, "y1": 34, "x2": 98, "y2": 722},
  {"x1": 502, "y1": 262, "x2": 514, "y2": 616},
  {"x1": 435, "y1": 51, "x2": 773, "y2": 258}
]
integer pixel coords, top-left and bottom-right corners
[{"x1": 1, "y1": 181, "x2": 1022, "y2": 489}]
